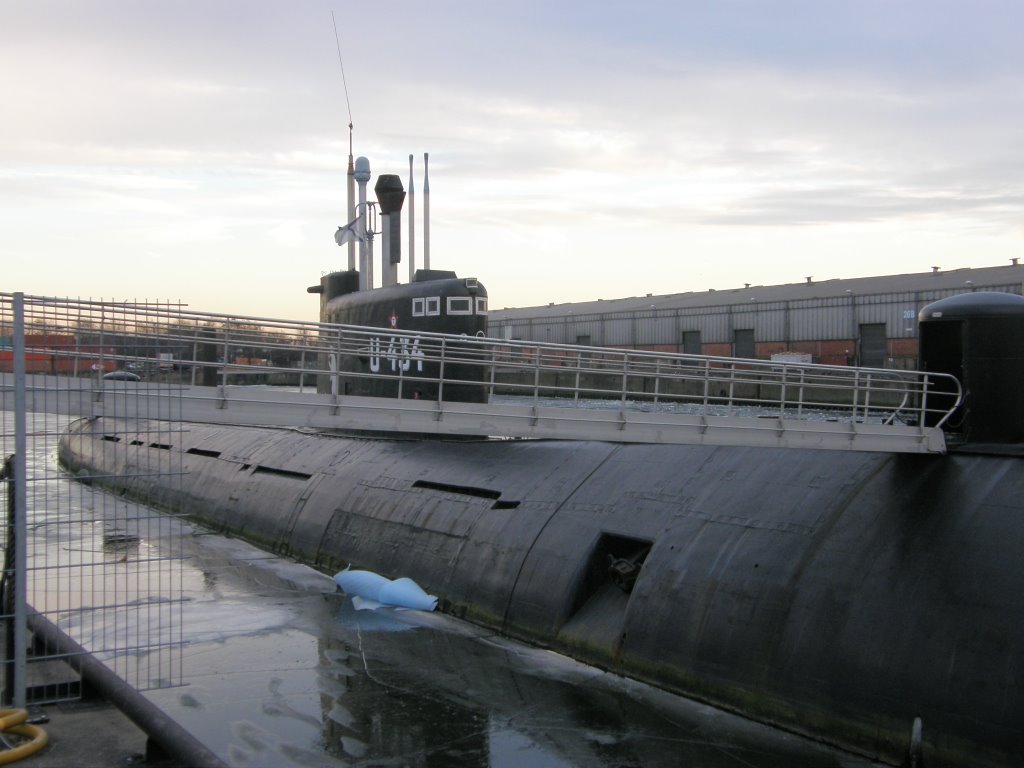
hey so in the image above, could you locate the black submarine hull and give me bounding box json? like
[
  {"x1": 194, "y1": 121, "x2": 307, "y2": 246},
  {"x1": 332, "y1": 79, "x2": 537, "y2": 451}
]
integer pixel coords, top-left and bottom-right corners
[{"x1": 58, "y1": 417, "x2": 1024, "y2": 767}]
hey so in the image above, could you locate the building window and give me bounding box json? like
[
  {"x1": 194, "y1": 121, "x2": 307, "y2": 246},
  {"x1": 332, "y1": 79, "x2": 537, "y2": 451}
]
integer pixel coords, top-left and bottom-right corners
[{"x1": 447, "y1": 297, "x2": 473, "y2": 315}]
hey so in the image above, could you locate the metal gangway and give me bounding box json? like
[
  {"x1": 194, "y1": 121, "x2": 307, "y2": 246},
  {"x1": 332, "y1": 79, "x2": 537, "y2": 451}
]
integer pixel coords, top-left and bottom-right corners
[{"x1": 1, "y1": 294, "x2": 960, "y2": 453}]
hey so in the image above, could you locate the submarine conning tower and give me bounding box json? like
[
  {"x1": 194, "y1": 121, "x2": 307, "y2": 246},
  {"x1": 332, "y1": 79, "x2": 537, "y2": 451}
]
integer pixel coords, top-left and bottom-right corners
[{"x1": 919, "y1": 290, "x2": 1024, "y2": 447}]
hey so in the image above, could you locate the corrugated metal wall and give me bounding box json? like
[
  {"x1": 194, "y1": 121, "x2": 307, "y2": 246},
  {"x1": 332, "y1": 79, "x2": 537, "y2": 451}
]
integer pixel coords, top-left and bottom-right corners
[
  {"x1": 789, "y1": 296, "x2": 853, "y2": 340},
  {"x1": 493, "y1": 282, "x2": 1024, "y2": 364}
]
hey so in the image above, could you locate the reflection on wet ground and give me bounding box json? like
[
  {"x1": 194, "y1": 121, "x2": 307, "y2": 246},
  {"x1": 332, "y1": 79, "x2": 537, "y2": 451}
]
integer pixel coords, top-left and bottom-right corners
[{"x1": 131, "y1": 532, "x2": 882, "y2": 767}]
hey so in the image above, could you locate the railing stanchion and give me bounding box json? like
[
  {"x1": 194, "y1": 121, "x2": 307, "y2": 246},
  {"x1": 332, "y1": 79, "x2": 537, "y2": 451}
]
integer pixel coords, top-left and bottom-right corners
[
  {"x1": 191, "y1": 330, "x2": 199, "y2": 387},
  {"x1": 851, "y1": 367, "x2": 861, "y2": 422},
  {"x1": 653, "y1": 359, "x2": 661, "y2": 408},
  {"x1": 863, "y1": 372, "x2": 873, "y2": 421},
  {"x1": 702, "y1": 359, "x2": 711, "y2": 412},
  {"x1": 779, "y1": 366, "x2": 788, "y2": 419},
  {"x1": 621, "y1": 354, "x2": 629, "y2": 406},
  {"x1": 488, "y1": 344, "x2": 497, "y2": 401},
  {"x1": 797, "y1": 368, "x2": 806, "y2": 418},
  {"x1": 728, "y1": 362, "x2": 736, "y2": 414},
  {"x1": 574, "y1": 351, "x2": 582, "y2": 405},
  {"x1": 920, "y1": 375, "x2": 929, "y2": 427},
  {"x1": 438, "y1": 338, "x2": 447, "y2": 402},
  {"x1": 219, "y1": 320, "x2": 230, "y2": 408},
  {"x1": 533, "y1": 347, "x2": 541, "y2": 403}
]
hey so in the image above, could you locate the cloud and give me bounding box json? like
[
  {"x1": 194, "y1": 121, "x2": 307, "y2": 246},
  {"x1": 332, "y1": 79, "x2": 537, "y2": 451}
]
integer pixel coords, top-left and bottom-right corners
[
  {"x1": 693, "y1": 185, "x2": 1024, "y2": 228},
  {"x1": 2, "y1": 0, "x2": 1023, "y2": 316}
]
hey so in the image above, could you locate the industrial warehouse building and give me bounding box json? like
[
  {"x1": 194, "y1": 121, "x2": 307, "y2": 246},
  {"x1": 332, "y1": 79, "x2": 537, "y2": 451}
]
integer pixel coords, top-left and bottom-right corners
[{"x1": 488, "y1": 262, "x2": 1024, "y2": 369}]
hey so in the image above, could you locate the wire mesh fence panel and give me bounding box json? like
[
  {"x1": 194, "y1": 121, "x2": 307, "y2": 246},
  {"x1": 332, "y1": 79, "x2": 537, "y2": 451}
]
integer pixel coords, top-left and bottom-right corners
[{"x1": 1, "y1": 295, "x2": 186, "y2": 705}]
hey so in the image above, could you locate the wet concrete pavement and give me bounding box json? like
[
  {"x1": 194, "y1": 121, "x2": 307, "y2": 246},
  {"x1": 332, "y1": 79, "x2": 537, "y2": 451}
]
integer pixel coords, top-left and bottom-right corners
[
  {"x1": 17, "y1": 698, "x2": 172, "y2": 768},
  {"x1": 51, "y1": 525, "x2": 884, "y2": 768}
]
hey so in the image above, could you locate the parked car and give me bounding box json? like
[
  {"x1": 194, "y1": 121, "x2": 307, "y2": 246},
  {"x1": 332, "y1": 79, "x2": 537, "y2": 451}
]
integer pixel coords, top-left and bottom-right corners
[{"x1": 103, "y1": 371, "x2": 141, "y2": 382}]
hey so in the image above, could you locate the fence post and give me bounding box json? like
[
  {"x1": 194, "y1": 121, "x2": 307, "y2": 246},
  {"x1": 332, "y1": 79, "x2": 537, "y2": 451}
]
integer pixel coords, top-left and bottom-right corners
[
  {"x1": 94, "y1": 305, "x2": 105, "y2": 402},
  {"x1": 10, "y1": 293, "x2": 27, "y2": 709}
]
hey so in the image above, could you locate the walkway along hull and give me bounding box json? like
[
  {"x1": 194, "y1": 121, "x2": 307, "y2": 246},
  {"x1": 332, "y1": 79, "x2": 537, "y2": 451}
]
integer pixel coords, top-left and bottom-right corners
[{"x1": 58, "y1": 418, "x2": 1023, "y2": 767}]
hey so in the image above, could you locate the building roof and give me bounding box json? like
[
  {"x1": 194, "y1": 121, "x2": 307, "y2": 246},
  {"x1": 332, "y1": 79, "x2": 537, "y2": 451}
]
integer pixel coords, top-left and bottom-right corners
[{"x1": 490, "y1": 263, "x2": 1024, "y2": 321}]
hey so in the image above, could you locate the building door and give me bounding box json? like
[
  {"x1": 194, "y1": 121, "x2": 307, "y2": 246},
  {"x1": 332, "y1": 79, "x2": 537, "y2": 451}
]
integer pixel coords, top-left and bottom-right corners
[
  {"x1": 575, "y1": 334, "x2": 592, "y2": 364},
  {"x1": 682, "y1": 330, "x2": 701, "y2": 356},
  {"x1": 733, "y1": 329, "x2": 755, "y2": 359},
  {"x1": 859, "y1": 323, "x2": 887, "y2": 367}
]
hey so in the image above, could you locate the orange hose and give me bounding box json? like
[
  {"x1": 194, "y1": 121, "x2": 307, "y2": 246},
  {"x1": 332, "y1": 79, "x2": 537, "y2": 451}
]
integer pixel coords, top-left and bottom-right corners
[{"x1": 0, "y1": 709, "x2": 48, "y2": 764}]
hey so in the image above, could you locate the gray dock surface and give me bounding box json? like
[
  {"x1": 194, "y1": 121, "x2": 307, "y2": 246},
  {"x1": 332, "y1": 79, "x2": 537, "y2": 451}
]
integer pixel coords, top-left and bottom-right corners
[{"x1": 11, "y1": 520, "x2": 888, "y2": 768}]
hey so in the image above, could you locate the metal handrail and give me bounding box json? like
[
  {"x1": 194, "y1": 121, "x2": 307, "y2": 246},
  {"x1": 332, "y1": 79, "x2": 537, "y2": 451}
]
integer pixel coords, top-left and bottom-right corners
[{"x1": 1, "y1": 293, "x2": 963, "y2": 431}]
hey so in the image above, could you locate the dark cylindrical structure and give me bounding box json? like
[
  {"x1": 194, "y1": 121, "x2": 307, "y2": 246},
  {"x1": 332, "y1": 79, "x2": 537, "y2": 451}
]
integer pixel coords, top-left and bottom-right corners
[
  {"x1": 374, "y1": 174, "x2": 406, "y2": 215},
  {"x1": 374, "y1": 174, "x2": 406, "y2": 264},
  {"x1": 919, "y1": 291, "x2": 1024, "y2": 443}
]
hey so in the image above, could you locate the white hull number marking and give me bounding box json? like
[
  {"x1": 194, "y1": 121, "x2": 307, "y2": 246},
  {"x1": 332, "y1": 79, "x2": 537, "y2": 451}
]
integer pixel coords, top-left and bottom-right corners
[{"x1": 369, "y1": 335, "x2": 425, "y2": 374}]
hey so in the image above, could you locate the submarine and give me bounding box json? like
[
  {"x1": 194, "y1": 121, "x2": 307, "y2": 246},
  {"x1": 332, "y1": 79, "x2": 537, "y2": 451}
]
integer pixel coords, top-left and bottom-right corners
[
  {"x1": 57, "y1": 289, "x2": 1024, "y2": 768},
  {"x1": 51, "y1": 141, "x2": 1024, "y2": 767}
]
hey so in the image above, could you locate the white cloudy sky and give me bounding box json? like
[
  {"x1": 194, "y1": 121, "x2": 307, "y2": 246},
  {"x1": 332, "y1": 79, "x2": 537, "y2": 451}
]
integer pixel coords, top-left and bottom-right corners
[{"x1": 3, "y1": 1, "x2": 1023, "y2": 319}]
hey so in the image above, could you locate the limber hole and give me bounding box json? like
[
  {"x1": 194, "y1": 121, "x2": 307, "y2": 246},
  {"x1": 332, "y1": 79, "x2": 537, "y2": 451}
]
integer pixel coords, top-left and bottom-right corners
[
  {"x1": 186, "y1": 447, "x2": 222, "y2": 458},
  {"x1": 412, "y1": 479, "x2": 520, "y2": 509},
  {"x1": 252, "y1": 465, "x2": 312, "y2": 481}
]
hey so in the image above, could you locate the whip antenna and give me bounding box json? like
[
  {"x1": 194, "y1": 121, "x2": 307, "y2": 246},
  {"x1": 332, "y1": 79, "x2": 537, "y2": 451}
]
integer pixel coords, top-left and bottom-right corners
[
  {"x1": 331, "y1": 10, "x2": 357, "y2": 270},
  {"x1": 331, "y1": 10, "x2": 354, "y2": 130}
]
